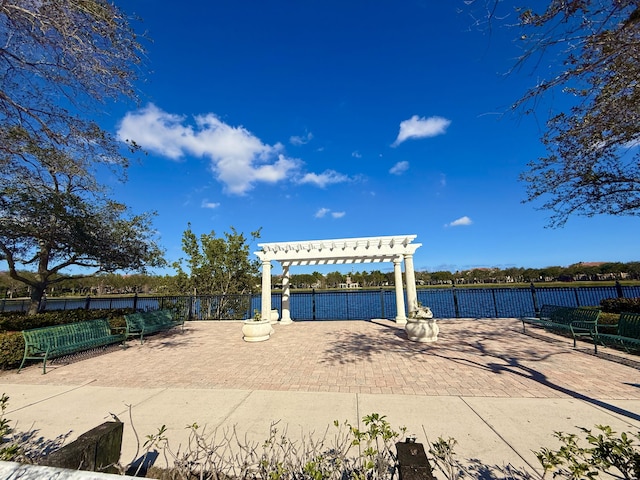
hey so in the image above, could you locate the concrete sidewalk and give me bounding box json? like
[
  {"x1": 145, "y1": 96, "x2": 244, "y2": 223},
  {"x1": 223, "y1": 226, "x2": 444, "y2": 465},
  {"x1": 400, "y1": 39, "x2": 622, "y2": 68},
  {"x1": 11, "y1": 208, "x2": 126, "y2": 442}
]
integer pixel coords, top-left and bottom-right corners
[{"x1": 1, "y1": 318, "x2": 639, "y2": 478}]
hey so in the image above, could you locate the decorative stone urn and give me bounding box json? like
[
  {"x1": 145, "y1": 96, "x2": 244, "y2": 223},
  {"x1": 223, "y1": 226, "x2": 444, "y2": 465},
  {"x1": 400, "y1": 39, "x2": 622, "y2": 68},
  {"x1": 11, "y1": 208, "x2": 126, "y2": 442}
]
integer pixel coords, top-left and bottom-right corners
[
  {"x1": 270, "y1": 308, "x2": 280, "y2": 323},
  {"x1": 405, "y1": 306, "x2": 439, "y2": 343},
  {"x1": 242, "y1": 318, "x2": 272, "y2": 342}
]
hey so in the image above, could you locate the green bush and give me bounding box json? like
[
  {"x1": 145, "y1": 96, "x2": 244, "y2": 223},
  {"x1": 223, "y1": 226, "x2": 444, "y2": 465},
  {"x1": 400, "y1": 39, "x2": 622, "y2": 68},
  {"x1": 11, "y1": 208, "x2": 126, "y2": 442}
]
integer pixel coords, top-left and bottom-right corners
[
  {"x1": 600, "y1": 297, "x2": 640, "y2": 314},
  {"x1": 597, "y1": 312, "x2": 619, "y2": 326},
  {"x1": 0, "y1": 333, "x2": 24, "y2": 371}
]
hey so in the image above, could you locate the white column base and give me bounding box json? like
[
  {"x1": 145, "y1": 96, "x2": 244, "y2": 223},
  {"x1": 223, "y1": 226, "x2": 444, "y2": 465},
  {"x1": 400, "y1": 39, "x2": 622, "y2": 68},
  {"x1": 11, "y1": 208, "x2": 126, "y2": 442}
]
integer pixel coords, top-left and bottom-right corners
[{"x1": 395, "y1": 316, "x2": 407, "y2": 326}]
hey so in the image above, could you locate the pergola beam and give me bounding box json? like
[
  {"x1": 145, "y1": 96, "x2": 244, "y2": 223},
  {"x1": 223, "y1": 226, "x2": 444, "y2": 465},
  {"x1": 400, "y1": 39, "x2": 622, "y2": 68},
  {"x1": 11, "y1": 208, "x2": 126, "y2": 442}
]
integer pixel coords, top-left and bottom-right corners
[{"x1": 255, "y1": 235, "x2": 422, "y2": 324}]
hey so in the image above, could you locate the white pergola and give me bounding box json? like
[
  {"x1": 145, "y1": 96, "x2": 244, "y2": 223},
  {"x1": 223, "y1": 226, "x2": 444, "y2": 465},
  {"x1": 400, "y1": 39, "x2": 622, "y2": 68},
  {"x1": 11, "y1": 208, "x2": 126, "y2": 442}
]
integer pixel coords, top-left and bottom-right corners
[{"x1": 254, "y1": 235, "x2": 422, "y2": 324}]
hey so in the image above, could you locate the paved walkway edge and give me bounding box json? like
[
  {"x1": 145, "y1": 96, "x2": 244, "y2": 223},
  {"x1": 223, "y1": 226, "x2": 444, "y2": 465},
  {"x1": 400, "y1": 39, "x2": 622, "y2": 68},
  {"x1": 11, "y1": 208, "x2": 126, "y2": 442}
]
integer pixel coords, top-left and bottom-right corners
[{"x1": 2, "y1": 383, "x2": 640, "y2": 478}]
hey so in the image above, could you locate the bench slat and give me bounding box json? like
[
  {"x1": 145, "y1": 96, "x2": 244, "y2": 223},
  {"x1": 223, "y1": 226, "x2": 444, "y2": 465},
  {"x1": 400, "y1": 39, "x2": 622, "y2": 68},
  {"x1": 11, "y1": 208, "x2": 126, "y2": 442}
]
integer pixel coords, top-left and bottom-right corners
[
  {"x1": 124, "y1": 309, "x2": 184, "y2": 344},
  {"x1": 596, "y1": 312, "x2": 640, "y2": 354},
  {"x1": 19, "y1": 319, "x2": 125, "y2": 374},
  {"x1": 520, "y1": 305, "x2": 600, "y2": 352}
]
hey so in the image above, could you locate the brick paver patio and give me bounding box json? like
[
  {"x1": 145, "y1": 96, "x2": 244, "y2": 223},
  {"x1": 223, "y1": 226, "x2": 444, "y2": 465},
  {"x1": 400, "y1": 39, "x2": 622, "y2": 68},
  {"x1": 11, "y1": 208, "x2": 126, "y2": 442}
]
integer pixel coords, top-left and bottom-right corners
[{"x1": 3, "y1": 318, "x2": 639, "y2": 400}]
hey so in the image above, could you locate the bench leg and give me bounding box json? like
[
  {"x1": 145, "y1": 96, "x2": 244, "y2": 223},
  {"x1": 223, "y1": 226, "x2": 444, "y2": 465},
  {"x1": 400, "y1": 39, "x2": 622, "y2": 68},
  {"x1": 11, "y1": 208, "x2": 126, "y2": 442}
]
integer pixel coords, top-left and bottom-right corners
[{"x1": 17, "y1": 356, "x2": 27, "y2": 374}]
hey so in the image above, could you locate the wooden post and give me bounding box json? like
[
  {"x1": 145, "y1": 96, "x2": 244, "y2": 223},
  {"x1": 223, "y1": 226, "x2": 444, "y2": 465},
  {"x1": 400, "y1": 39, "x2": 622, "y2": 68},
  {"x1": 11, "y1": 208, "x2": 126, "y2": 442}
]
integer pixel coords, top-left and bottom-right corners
[{"x1": 396, "y1": 439, "x2": 434, "y2": 480}]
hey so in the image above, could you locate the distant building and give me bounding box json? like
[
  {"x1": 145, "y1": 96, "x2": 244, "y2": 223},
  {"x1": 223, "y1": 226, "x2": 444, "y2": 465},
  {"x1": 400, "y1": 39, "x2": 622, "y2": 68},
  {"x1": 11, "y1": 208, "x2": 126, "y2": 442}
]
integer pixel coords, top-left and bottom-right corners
[{"x1": 339, "y1": 275, "x2": 360, "y2": 289}]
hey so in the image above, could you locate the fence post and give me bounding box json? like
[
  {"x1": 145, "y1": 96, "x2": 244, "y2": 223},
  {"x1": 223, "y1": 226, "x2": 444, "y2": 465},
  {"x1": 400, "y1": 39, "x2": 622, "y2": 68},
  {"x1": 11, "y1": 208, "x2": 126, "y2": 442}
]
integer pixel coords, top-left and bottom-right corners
[
  {"x1": 380, "y1": 288, "x2": 385, "y2": 319},
  {"x1": 491, "y1": 288, "x2": 498, "y2": 318},
  {"x1": 312, "y1": 289, "x2": 316, "y2": 321},
  {"x1": 452, "y1": 285, "x2": 460, "y2": 318},
  {"x1": 85, "y1": 296, "x2": 91, "y2": 310},
  {"x1": 530, "y1": 283, "x2": 539, "y2": 313},
  {"x1": 188, "y1": 296, "x2": 194, "y2": 321},
  {"x1": 133, "y1": 293, "x2": 138, "y2": 311},
  {"x1": 615, "y1": 280, "x2": 624, "y2": 298}
]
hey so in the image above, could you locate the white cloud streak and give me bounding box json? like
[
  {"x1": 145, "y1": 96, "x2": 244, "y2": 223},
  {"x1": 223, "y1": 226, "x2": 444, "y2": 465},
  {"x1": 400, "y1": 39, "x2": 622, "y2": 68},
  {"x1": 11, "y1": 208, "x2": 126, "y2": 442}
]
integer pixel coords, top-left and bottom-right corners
[
  {"x1": 290, "y1": 132, "x2": 313, "y2": 146},
  {"x1": 389, "y1": 161, "x2": 409, "y2": 175},
  {"x1": 117, "y1": 104, "x2": 300, "y2": 195},
  {"x1": 445, "y1": 216, "x2": 473, "y2": 227},
  {"x1": 315, "y1": 208, "x2": 330, "y2": 218},
  {"x1": 392, "y1": 115, "x2": 451, "y2": 147},
  {"x1": 201, "y1": 200, "x2": 220, "y2": 209},
  {"x1": 298, "y1": 170, "x2": 350, "y2": 188},
  {"x1": 315, "y1": 207, "x2": 345, "y2": 219}
]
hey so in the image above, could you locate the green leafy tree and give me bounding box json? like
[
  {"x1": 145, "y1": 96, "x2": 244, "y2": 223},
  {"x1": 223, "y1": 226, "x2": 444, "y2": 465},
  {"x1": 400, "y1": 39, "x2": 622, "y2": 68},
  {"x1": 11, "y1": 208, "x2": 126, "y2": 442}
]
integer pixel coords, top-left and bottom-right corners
[
  {"x1": 0, "y1": 141, "x2": 164, "y2": 315},
  {"x1": 173, "y1": 225, "x2": 261, "y2": 318},
  {"x1": 368, "y1": 270, "x2": 387, "y2": 287},
  {"x1": 325, "y1": 271, "x2": 344, "y2": 288}
]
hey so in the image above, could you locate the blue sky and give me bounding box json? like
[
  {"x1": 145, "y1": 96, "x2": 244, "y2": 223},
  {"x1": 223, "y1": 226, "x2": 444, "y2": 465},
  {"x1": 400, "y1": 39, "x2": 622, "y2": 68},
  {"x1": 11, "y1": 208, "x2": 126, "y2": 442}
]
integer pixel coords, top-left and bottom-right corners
[{"x1": 102, "y1": 1, "x2": 637, "y2": 275}]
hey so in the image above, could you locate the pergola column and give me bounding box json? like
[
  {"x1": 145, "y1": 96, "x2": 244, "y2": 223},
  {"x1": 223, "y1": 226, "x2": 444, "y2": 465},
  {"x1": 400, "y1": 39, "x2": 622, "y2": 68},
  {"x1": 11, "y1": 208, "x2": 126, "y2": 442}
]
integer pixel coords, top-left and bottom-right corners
[
  {"x1": 393, "y1": 257, "x2": 407, "y2": 325},
  {"x1": 280, "y1": 263, "x2": 293, "y2": 324},
  {"x1": 260, "y1": 260, "x2": 272, "y2": 321},
  {"x1": 404, "y1": 253, "x2": 418, "y2": 314}
]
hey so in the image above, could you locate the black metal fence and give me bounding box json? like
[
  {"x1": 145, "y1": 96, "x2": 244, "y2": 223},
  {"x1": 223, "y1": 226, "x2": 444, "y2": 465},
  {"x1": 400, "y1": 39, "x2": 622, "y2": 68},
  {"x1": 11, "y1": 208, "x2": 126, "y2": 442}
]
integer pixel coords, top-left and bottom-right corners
[{"x1": 2, "y1": 283, "x2": 639, "y2": 320}]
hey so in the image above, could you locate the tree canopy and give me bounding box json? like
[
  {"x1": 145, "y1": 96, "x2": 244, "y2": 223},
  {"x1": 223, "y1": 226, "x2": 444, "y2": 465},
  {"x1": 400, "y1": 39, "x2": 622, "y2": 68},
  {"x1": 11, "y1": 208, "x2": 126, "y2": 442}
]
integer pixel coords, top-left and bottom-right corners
[
  {"x1": 0, "y1": 0, "x2": 162, "y2": 315},
  {"x1": 473, "y1": 0, "x2": 640, "y2": 226},
  {"x1": 173, "y1": 225, "x2": 261, "y2": 318},
  {"x1": 0, "y1": 136, "x2": 165, "y2": 314},
  {"x1": 0, "y1": 0, "x2": 143, "y2": 163}
]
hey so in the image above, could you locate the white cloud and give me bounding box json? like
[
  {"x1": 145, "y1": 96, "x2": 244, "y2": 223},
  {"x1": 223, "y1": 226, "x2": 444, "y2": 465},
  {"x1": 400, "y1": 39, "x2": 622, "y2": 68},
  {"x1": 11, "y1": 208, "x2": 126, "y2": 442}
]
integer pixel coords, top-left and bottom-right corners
[
  {"x1": 298, "y1": 169, "x2": 350, "y2": 188},
  {"x1": 117, "y1": 104, "x2": 301, "y2": 195},
  {"x1": 392, "y1": 115, "x2": 451, "y2": 147},
  {"x1": 352, "y1": 151, "x2": 362, "y2": 158},
  {"x1": 315, "y1": 207, "x2": 330, "y2": 218},
  {"x1": 201, "y1": 200, "x2": 220, "y2": 209},
  {"x1": 445, "y1": 216, "x2": 473, "y2": 227},
  {"x1": 315, "y1": 208, "x2": 345, "y2": 219},
  {"x1": 290, "y1": 132, "x2": 313, "y2": 146},
  {"x1": 389, "y1": 161, "x2": 409, "y2": 175}
]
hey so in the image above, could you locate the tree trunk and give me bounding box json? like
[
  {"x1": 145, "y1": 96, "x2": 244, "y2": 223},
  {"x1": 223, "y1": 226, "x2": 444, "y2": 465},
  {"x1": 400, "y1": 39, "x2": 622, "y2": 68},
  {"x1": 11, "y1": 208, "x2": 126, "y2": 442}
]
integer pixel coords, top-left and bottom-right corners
[{"x1": 28, "y1": 285, "x2": 45, "y2": 316}]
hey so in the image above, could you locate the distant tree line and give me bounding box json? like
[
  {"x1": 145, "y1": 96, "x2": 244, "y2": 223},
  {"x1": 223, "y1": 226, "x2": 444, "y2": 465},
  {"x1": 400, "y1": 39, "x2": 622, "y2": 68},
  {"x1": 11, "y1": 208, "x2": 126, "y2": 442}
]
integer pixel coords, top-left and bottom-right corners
[{"x1": 2, "y1": 261, "x2": 639, "y2": 299}]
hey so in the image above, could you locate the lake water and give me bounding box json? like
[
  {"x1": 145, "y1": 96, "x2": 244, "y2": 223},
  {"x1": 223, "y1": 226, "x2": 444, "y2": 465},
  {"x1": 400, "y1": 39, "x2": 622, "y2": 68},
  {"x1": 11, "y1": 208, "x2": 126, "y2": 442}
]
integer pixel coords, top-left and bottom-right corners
[{"x1": 4, "y1": 285, "x2": 639, "y2": 319}]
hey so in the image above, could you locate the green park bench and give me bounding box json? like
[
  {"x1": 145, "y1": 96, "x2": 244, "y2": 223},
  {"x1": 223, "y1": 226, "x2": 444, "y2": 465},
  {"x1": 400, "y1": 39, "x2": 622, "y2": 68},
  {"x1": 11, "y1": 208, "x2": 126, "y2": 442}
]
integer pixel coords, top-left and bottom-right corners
[
  {"x1": 19, "y1": 319, "x2": 126, "y2": 374},
  {"x1": 124, "y1": 309, "x2": 184, "y2": 344},
  {"x1": 595, "y1": 312, "x2": 640, "y2": 354},
  {"x1": 520, "y1": 304, "x2": 601, "y2": 351}
]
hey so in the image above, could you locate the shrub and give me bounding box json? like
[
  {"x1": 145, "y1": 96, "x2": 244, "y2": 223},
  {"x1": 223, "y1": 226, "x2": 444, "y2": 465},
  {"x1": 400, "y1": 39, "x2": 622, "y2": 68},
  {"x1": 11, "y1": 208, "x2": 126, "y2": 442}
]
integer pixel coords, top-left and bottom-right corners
[
  {"x1": 138, "y1": 413, "x2": 406, "y2": 480},
  {"x1": 0, "y1": 394, "x2": 20, "y2": 461},
  {"x1": 600, "y1": 298, "x2": 640, "y2": 314},
  {"x1": 535, "y1": 425, "x2": 640, "y2": 479},
  {"x1": 0, "y1": 333, "x2": 25, "y2": 370},
  {"x1": 597, "y1": 312, "x2": 619, "y2": 326}
]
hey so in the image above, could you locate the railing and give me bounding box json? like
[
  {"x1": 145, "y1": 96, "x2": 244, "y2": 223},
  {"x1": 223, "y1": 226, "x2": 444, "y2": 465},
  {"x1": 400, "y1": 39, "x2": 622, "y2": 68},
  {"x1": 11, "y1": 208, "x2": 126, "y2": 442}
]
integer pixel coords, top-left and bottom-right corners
[{"x1": 2, "y1": 283, "x2": 639, "y2": 320}]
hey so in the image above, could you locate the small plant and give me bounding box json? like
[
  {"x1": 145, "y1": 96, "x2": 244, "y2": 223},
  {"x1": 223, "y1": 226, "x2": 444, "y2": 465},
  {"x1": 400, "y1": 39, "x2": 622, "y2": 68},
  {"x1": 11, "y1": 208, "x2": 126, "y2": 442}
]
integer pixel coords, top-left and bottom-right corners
[
  {"x1": 534, "y1": 425, "x2": 640, "y2": 479},
  {"x1": 253, "y1": 309, "x2": 262, "y2": 321},
  {"x1": 143, "y1": 413, "x2": 405, "y2": 480},
  {"x1": 347, "y1": 413, "x2": 406, "y2": 480},
  {"x1": 428, "y1": 436, "x2": 464, "y2": 480},
  {"x1": 0, "y1": 394, "x2": 20, "y2": 461}
]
